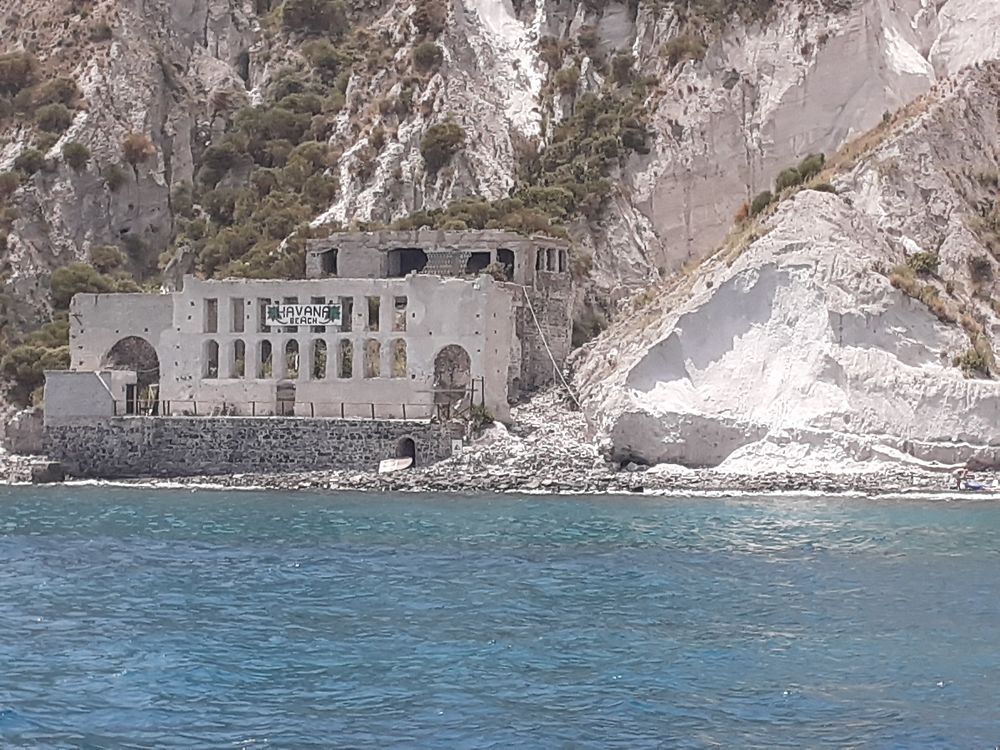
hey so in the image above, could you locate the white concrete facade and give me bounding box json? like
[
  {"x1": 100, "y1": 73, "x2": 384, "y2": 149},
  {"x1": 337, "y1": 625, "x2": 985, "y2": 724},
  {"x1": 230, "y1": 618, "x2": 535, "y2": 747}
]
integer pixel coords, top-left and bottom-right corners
[{"x1": 64, "y1": 274, "x2": 518, "y2": 422}]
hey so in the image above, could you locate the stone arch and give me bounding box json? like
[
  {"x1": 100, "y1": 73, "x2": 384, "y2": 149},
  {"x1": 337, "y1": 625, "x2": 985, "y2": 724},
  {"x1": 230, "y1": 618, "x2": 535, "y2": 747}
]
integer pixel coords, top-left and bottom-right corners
[
  {"x1": 395, "y1": 436, "x2": 417, "y2": 467},
  {"x1": 102, "y1": 336, "x2": 160, "y2": 416},
  {"x1": 433, "y1": 344, "x2": 471, "y2": 415},
  {"x1": 101, "y1": 336, "x2": 160, "y2": 389}
]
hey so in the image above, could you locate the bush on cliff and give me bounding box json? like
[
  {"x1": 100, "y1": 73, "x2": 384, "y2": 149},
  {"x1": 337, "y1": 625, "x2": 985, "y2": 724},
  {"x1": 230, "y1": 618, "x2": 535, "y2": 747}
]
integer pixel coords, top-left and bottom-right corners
[
  {"x1": 282, "y1": 0, "x2": 348, "y2": 37},
  {"x1": 420, "y1": 120, "x2": 465, "y2": 175},
  {"x1": 61, "y1": 142, "x2": 91, "y2": 172}
]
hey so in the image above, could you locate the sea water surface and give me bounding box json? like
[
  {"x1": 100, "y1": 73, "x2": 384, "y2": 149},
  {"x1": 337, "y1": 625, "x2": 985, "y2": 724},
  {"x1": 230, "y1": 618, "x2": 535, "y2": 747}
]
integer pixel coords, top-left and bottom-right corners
[{"x1": 1, "y1": 487, "x2": 999, "y2": 749}]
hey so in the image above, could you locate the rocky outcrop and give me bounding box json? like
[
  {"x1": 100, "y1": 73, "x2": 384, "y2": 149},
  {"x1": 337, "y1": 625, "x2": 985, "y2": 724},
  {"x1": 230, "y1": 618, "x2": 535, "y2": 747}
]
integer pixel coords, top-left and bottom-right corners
[
  {"x1": 1, "y1": 0, "x2": 254, "y2": 320},
  {"x1": 577, "y1": 63, "x2": 1000, "y2": 469}
]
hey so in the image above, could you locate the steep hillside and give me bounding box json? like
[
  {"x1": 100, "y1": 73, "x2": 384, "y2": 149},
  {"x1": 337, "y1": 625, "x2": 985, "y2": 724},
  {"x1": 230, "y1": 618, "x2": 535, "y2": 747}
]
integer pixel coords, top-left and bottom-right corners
[
  {"x1": 576, "y1": 63, "x2": 1000, "y2": 470},
  {"x1": 2, "y1": 0, "x2": 1000, "y2": 418}
]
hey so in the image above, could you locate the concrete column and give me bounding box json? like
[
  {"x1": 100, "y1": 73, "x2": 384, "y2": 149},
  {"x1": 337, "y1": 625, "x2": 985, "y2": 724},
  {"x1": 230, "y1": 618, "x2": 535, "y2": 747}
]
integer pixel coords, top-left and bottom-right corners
[
  {"x1": 219, "y1": 340, "x2": 234, "y2": 379},
  {"x1": 273, "y1": 339, "x2": 287, "y2": 380},
  {"x1": 301, "y1": 338, "x2": 313, "y2": 381},
  {"x1": 220, "y1": 296, "x2": 232, "y2": 334},
  {"x1": 380, "y1": 294, "x2": 391, "y2": 334},
  {"x1": 381, "y1": 336, "x2": 391, "y2": 379}
]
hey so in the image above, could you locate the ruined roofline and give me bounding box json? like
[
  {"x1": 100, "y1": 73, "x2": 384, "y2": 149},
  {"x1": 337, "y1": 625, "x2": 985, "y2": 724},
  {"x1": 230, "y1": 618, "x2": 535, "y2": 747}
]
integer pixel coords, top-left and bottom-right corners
[{"x1": 305, "y1": 228, "x2": 571, "y2": 253}]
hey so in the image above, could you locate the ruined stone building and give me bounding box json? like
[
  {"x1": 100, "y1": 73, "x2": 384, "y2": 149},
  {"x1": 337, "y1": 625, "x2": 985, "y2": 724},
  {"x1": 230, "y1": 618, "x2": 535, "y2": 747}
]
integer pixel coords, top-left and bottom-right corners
[{"x1": 42, "y1": 231, "x2": 573, "y2": 477}]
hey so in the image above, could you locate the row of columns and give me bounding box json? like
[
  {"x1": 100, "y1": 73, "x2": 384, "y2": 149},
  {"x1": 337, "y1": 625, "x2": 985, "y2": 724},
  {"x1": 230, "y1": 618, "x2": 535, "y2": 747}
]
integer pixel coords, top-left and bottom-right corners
[{"x1": 204, "y1": 337, "x2": 408, "y2": 382}]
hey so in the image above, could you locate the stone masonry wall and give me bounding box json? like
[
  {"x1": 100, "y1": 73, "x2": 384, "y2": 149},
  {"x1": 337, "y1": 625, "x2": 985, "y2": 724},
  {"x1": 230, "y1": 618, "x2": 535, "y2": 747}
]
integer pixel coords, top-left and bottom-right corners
[
  {"x1": 516, "y1": 275, "x2": 573, "y2": 392},
  {"x1": 45, "y1": 417, "x2": 454, "y2": 478}
]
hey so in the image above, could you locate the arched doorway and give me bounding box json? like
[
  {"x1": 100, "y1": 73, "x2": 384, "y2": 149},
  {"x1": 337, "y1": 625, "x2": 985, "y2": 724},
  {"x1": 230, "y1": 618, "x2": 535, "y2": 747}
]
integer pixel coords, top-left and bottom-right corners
[
  {"x1": 433, "y1": 344, "x2": 471, "y2": 419},
  {"x1": 101, "y1": 336, "x2": 160, "y2": 415},
  {"x1": 395, "y1": 436, "x2": 416, "y2": 467}
]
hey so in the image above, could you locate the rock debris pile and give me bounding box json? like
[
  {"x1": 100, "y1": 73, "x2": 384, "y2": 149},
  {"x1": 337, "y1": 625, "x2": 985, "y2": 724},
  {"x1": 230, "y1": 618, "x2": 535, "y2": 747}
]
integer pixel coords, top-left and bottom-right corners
[{"x1": 73, "y1": 390, "x2": 972, "y2": 496}]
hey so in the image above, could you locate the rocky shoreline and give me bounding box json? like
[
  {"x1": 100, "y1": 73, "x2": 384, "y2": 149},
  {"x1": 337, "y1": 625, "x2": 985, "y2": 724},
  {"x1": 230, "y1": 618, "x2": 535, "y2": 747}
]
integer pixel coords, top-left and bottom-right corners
[{"x1": 2, "y1": 391, "x2": 990, "y2": 497}]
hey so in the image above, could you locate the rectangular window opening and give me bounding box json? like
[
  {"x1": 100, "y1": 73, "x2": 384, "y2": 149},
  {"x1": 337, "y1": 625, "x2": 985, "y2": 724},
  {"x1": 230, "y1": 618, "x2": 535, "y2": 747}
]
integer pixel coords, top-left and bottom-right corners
[
  {"x1": 367, "y1": 296, "x2": 380, "y2": 332},
  {"x1": 393, "y1": 296, "x2": 407, "y2": 332},
  {"x1": 339, "y1": 297, "x2": 354, "y2": 332},
  {"x1": 204, "y1": 299, "x2": 218, "y2": 334},
  {"x1": 231, "y1": 298, "x2": 245, "y2": 333}
]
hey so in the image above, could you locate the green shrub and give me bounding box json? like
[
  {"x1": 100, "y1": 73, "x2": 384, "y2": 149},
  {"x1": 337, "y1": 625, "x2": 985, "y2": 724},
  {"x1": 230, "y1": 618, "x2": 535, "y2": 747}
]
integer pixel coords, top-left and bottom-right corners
[
  {"x1": 413, "y1": 0, "x2": 448, "y2": 36},
  {"x1": 554, "y1": 66, "x2": 580, "y2": 95},
  {"x1": 954, "y1": 348, "x2": 991, "y2": 378},
  {"x1": 302, "y1": 40, "x2": 345, "y2": 75},
  {"x1": 34, "y1": 77, "x2": 80, "y2": 107},
  {"x1": 35, "y1": 132, "x2": 59, "y2": 153},
  {"x1": 35, "y1": 102, "x2": 73, "y2": 133},
  {"x1": 420, "y1": 120, "x2": 465, "y2": 174},
  {"x1": 0, "y1": 171, "x2": 20, "y2": 201},
  {"x1": 610, "y1": 52, "x2": 634, "y2": 85},
  {"x1": 907, "y1": 251, "x2": 939, "y2": 275},
  {"x1": 810, "y1": 182, "x2": 837, "y2": 193},
  {"x1": 774, "y1": 166, "x2": 803, "y2": 191},
  {"x1": 201, "y1": 139, "x2": 242, "y2": 173},
  {"x1": 577, "y1": 26, "x2": 600, "y2": 52},
  {"x1": 61, "y1": 141, "x2": 90, "y2": 172},
  {"x1": 661, "y1": 34, "x2": 707, "y2": 67},
  {"x1": 413, "y1": 42, "x2": 443, "y2": 72},
  {"x1": 90, "y1": 245, "x2": 125, "y2": 273},
  {"x1": 0, "y1": 52, "x2": 36, "y2": 95},
  {"x1": 797, "y1": 152, "x2": 825, "y2": 181},
  {"x1": 171, "y1": 182, "x2": 194, "y2": 218},
  {"x1": 282, "y1": 0, "x2": 348, "y2": 36},
  {"x1": 538, "y1": 36, "x2": 563, "y2": 69},
  {"x1": 50, "y1": 262, "x2": 116, "y2": 308},
  {"x1": 13, "y1": 149, "x2": 45, "y2": 175},
  {"x1": 749, "y1": 190, "x2": 773, "y2": 216},
  {"x1": 102, "y1": 163, "x2": 127, "y2": 191}
]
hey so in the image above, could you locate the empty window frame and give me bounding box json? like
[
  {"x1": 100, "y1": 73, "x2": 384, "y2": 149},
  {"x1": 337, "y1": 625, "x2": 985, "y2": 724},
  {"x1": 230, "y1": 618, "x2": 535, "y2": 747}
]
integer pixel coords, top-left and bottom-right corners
[
  {"x1": 204, "y1": 299, "x2": 218, "y2": 334},
  {"x1": 312, "y1": 339, "x2": 327, "y2": 380},
  {"x1": 465, "y1": 251, "x2": 491, "y2": 275},
  {"x1": 393, "y1": 296, "x2": 407, "y2": 332},
  {"x1": 339, "y1": 296, "x2": 354, "y2": 332},
  {"x1": 234, "y1": 340, "x2": 246, "y2": 378},
  {"x1": 204, "y1": 340, "x2": 219, "y2": 378},
  {"x1": 231, "y1": 298, "x2": 245, "y2": 333},
  {"x1": 320, "y1": 249, "x2": 338, "y2": 275},
  {"x1": 367, "y1": 296, "x2": 380, "y2": 332},
  {"x1": 391, "y1": 339, "x2": 407, "y2": 378},
  {"x1": 258, "y1": 340, "x2": 273, "y2": 378},
  {"x1": 285, "y1": 339, "x2": 299, "y2": 378}
]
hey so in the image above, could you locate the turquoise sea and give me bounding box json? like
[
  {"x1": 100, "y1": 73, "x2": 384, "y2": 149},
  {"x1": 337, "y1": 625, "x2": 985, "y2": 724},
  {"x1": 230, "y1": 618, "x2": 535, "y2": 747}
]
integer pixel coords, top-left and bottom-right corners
[{"x1": 1, "y1": 487, "x2": 998, "y2": 748}]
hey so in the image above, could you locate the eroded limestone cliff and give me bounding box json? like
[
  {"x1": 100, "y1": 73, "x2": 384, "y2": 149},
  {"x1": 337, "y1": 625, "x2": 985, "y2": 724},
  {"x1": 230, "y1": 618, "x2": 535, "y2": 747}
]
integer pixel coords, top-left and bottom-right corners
[{"x1": 577, "y1": 64, "x2": 1000, "y2": 469}]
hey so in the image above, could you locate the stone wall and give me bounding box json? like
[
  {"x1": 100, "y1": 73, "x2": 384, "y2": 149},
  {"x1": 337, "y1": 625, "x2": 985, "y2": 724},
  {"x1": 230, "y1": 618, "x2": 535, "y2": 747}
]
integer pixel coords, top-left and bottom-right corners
[
  {"x1": 45, "y1": 417, "x2": 454, "y2": 478},
  {"x1": 515, "y1": 273, "x2": 573, "y2": 392}
]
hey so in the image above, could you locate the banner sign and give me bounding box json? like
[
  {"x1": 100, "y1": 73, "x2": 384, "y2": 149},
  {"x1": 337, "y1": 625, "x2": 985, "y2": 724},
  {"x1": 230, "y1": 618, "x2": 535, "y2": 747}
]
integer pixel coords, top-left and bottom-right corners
[{"x1": 266, "y1": 303, "x2": 342, "y2": 327}]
